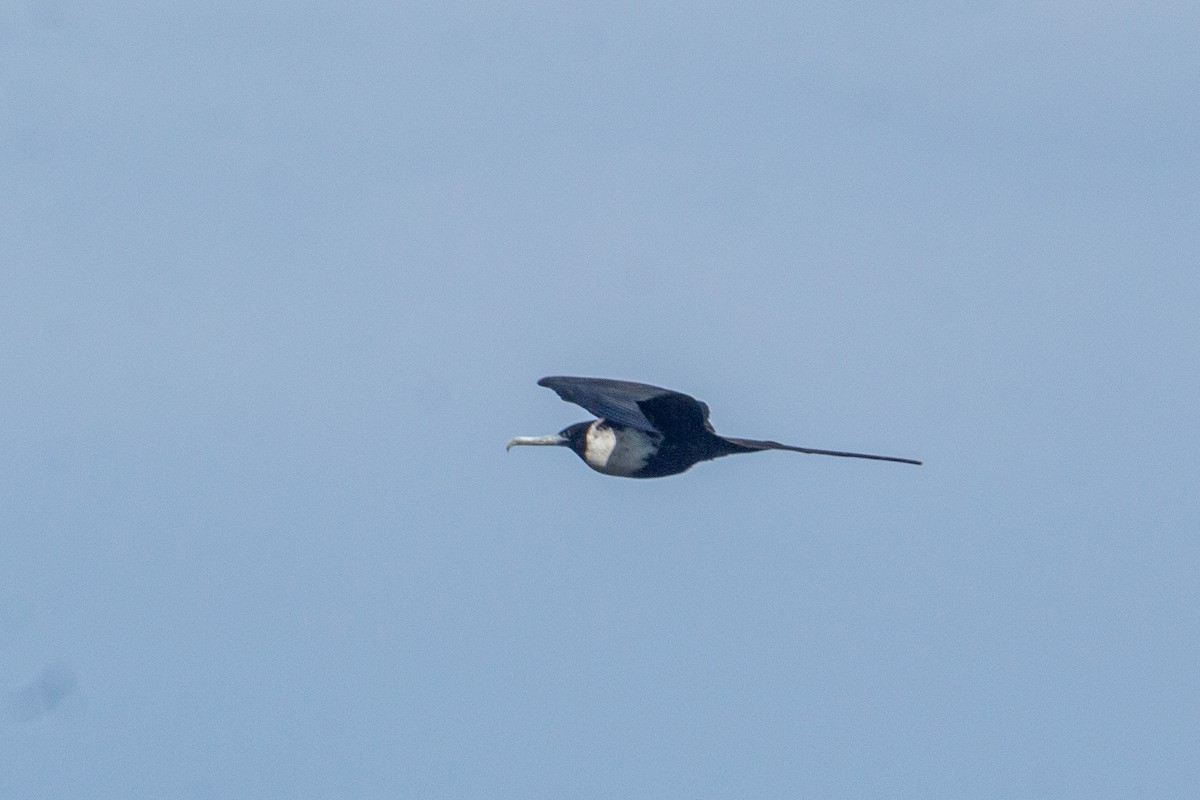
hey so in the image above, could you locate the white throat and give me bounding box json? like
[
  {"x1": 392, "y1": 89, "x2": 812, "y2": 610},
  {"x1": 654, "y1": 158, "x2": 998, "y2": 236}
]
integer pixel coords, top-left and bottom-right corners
[{"x1": 583, "y1": 421, "x2": 659, "y2": 476}]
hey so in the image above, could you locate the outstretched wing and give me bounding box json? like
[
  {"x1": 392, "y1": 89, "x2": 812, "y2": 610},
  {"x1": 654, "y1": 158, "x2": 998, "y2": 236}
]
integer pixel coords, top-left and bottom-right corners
[{"x1": 537, "y1": 376, "x2": 712, "y2": 435}]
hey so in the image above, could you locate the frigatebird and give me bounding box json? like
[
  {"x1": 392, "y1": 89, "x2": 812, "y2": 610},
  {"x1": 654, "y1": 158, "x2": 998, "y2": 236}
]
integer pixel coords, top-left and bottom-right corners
[{"x1": 507, "y1": 376, "x2": 921, "y2": 478}]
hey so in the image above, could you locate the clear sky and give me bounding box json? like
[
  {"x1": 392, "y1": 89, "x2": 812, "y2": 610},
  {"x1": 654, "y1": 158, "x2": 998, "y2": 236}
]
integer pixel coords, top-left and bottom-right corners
[{"x1": 3, "y1": 2, "x2": 1198, "y2": 798}]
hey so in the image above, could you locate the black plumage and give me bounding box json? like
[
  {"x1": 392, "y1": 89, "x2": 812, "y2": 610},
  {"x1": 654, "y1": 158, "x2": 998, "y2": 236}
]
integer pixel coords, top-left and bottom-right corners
[{"x1": 507, "y1": 376, "x2": 921, "y2": 478}]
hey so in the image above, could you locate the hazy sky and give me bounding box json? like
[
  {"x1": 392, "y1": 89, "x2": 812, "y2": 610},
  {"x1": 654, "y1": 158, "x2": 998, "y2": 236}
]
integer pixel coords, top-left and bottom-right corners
[{"x1": 3, "y1": 2, "x2": 1198, "y2": 798}]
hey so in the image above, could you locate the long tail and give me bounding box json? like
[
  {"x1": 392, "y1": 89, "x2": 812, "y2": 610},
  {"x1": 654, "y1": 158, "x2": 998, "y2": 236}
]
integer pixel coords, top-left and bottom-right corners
[{"x1": 721, "y1": 437, "x2": 922, "y2": 466}]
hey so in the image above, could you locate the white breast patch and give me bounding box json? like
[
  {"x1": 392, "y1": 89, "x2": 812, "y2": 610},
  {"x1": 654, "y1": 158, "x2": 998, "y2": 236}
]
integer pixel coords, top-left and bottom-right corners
[{"x1": 584, "y1": 421, "x2": 659, "y2": 476}]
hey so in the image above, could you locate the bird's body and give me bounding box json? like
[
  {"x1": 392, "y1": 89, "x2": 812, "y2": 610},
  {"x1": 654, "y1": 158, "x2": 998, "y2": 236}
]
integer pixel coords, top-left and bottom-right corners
[{"x1": 508, "y1": 376, "x2": 921, "y2": 478}]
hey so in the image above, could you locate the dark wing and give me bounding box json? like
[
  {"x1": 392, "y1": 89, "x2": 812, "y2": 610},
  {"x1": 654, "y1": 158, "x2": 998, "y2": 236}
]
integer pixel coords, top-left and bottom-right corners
[
  {"x1": 537, "y1": 376, "x2": 712, "y2": 435},
  {"x1": 721, "y1": 436, "x2": 923, "y2": 465}
]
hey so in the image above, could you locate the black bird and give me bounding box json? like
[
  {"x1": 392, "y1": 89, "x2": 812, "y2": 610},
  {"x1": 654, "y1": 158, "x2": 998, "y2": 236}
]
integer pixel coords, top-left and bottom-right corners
[{"x1": 508, "y1": 376, "x2": 922, "y2": 478}]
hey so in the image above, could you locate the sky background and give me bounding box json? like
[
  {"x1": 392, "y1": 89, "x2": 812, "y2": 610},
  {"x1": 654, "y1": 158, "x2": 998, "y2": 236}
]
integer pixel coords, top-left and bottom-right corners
[{"x1": 2, "y1": 2, "x2": 1198, "y2": 797}]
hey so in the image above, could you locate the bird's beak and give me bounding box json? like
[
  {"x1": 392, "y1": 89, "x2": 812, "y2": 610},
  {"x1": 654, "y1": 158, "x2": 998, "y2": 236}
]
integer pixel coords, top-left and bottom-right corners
[{"x1": 506, "y1": 434, "x2": 567, "y2": 451}]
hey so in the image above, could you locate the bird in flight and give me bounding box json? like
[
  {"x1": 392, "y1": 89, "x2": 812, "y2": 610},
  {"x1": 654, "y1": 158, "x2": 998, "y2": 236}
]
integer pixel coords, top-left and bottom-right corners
[{"x1": 508, "y1": 376, "x2": 922, "y2": 478}]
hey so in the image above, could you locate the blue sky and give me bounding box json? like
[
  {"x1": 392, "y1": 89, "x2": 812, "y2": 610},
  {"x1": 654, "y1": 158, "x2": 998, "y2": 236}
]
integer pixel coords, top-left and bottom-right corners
[{"x1": 3, "y1": 2, "x2": 1198, "y2": 797}]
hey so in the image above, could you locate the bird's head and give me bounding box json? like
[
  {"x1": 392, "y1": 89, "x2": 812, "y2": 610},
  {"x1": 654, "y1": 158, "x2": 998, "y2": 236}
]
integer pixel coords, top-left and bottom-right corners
[{"x1": 506, "y1": 421, "x2": 592, "y2": 456}]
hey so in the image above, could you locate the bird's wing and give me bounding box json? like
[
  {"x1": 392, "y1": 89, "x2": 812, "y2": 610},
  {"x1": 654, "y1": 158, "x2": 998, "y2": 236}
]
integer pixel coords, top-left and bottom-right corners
[{"x1": 537, "y1": 376, "x2": 711, "y2": 435}]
